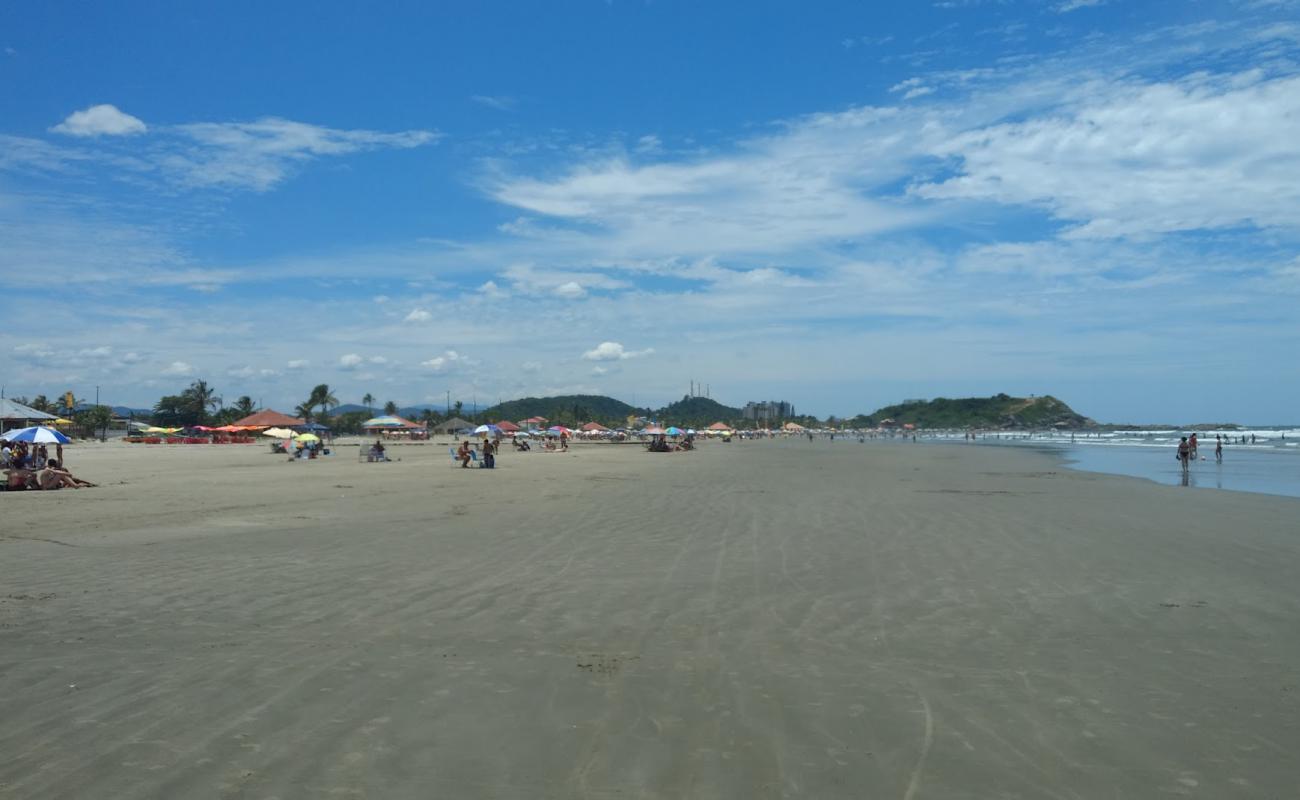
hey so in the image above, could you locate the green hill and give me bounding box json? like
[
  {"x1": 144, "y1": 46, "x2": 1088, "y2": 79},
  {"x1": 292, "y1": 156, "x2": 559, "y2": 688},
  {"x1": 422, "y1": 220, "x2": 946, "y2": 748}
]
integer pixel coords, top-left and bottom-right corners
[
  {"x1": 655, "y1": 395, "x2": 744, "y2": 428},
  {"x1": 854, "y1": 394, "x2": 1095, "y2": 430},
  {"x1": 480, "y1": 395, "x2": 642, "y2": 427}
]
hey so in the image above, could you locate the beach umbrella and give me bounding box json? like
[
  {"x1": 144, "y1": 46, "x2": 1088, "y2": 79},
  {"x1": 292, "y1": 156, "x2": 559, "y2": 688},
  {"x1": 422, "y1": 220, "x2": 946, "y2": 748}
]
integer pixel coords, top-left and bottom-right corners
[
  {"x1": 547, "y1": 425, "x2": 572, "y2": 434},
  {"x1": 643, "y1": 426, "x2": 666, "y2": 435},
  {"x1": 474, "y1": 424, "x2": 502, "y2": 436},
  {"x1": 294, "y1": 432, "x2": 320, "y2": 443},
  {"x1": 0, "y1": 425, "x2": 71, "y2": 444},
  {"x1": 261, "y1": 427, "x2": 294, "y2": 439},
  {"x1": 362, "y1": 416, "x2": 405, "y2": 428},
  {"x1": 665, "y1": 426, "x2": 684, "y2": 436}
]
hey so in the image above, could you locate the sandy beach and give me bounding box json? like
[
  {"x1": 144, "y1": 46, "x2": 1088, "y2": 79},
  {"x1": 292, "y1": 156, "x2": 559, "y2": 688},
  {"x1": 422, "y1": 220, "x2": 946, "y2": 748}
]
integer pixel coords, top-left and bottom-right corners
[{"x1": 2, "y1": 438, "x2": 1298, "y2": 798}]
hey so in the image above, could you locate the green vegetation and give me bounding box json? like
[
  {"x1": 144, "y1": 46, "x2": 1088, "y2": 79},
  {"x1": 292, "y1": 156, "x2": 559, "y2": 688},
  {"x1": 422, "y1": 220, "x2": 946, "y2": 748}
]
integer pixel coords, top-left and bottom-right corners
[
  {"x1": 654, "y1": 395, "x2": 743, "y2": 428},
  {"x1": 480, "y1": 395, "x2": 644, "y2": 427},
  {"x1": 850, "y1": 394, "x2": 1094, "y2": 430}
]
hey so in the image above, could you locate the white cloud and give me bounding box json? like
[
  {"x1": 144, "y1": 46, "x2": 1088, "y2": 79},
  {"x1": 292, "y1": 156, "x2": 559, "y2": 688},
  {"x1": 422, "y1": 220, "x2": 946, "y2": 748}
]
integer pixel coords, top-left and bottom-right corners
[
  {"x1": 373, "y1": 294, "x2": 391, "y2": 304},
  {"x1": 120, "y1": 352, "x2": 144, "y2": 365},
  {"x1": 422, "y1": 350, "x2": 469, "y2": 371},
  {"x1": 51, "y1": 104, "x2": 147, "y2": 137},
  {"x1": 161, "y1": 360, "x2": 194, "y2": 376},
  {"x1": 590, "y1": 366, "x2": 609, "y2": 376},
  {"x1": 286, "y1": 359, "x2": 309, "y2": 370},
  {"x1": 478, "y1": 280, "x2": 507, "y2": 299},
  {"x1": 554, "y1": 281, "x2": 586, "y2": 298},
  {"x1": 338, "y1": 353, "x2": 364, "y2": 369},
  {"x1": 581, "y1": 341, "x2": 654, "y2": 361},
  {"x1": 368, "y1": 355, "x2": 389, "y2": 365},
  {"x1": 404, "y1": 308, "x2": 432, "y2": 322},
  {"x1": 915, "y1": 72, "x2": 1300, "y2": 237},
  {"x1": 227, "y1": 365, "x2": 257, "y2": 378}
]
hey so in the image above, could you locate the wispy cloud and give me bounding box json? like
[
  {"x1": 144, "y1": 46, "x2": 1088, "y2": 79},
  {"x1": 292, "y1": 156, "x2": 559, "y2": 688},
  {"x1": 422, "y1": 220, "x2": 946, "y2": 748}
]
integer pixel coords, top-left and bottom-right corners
[
  {"x1": 471, "y1": 94, "x2": 517, "y2": 111},
  {"x1": 1056, "y1": 0, "x2": 1106, "y2": 12},
  {"x1": 6, "y1": 111, "x2": 440, "y2": 193}
]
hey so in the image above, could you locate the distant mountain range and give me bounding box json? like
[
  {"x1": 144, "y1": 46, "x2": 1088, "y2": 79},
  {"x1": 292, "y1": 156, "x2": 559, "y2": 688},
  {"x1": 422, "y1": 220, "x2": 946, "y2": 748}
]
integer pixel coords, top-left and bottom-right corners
[
  {"x1": 477, "y1": 394, "x2": 745, "y2": 428},
  {"x1": 330, "y1": 403, "x2": 487, "y2": 417}
]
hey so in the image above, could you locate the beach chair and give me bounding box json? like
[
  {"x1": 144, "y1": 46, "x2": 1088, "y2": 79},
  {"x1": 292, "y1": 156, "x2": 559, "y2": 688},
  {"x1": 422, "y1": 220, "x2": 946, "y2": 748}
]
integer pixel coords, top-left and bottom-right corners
[{"x1": 449, "y1": 447, "x2": 478, "y2": 467}]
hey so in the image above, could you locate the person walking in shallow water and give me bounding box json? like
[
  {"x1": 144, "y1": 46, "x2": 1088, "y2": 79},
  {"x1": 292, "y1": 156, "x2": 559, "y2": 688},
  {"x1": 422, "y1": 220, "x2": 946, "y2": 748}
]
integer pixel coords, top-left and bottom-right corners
[
  {"x1": 1177, "y1": 436, "x2": 1191, "y2": 474},
  {"x1": 1215, "y1": 436, "x2": 1223, "y2": 463}
]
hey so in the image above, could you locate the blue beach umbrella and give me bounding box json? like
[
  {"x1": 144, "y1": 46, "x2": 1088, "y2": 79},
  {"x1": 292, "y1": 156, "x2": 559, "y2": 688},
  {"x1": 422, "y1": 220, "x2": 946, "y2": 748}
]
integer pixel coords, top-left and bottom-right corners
[
  {"x1": 1, "y1": 425, "x2": 72, "y2": 444},
  {"x1": 474, "y1": 424, "x2": 502, "y2": 436},
  {"x1": 664, "y1": 426, "x2": 684, "y2": 437}
]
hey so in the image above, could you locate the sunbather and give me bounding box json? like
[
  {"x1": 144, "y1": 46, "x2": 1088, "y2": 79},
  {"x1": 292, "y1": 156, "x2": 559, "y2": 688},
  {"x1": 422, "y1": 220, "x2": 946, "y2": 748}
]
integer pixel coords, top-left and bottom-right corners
[{"x1": 35, "y1": 460, "x2": 96, "y2": 489}]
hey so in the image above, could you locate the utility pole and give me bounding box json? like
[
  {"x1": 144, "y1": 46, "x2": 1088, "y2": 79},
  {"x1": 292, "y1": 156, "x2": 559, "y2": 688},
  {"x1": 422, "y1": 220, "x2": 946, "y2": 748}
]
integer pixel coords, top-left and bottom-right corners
[{"x1": 446, "y1": 390, "x2": 450, "y2": 417}]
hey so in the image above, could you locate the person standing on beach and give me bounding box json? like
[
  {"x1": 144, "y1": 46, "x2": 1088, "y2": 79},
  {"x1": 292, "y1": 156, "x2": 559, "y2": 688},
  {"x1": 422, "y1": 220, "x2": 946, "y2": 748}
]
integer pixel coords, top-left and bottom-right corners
[
  {"x1": 1215, "y1": 436, "x2": 1223, "y2": 463},
  {"x1": 1189, "y1": 433, "x2": 1198, "y2": 460},
  {"x1": 1177, "y1": 436, "x2": 1191, "y2": 473}
]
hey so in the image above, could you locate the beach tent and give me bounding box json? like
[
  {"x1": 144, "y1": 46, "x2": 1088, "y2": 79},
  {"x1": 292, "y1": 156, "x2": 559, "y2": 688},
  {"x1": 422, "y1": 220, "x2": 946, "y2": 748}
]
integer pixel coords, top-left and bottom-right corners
[
  {"x1": 495, "y1": 420, "x2": 520, "y2": 432},
  {"x1": 231, "y1": 408, "x2": 306, "y2": 428},
  {"x1": 706, "y1": 422, "x2": 731, "y2": 432},
  {"x1": 782, "y1": 422, "x2": 806, "y2": 432},
  {"x1": 431, "y1": 417, "x2": 473, "y2": 435},
  {"x1": 580, "y1": 422, "x2": 608, "y2": 432}
]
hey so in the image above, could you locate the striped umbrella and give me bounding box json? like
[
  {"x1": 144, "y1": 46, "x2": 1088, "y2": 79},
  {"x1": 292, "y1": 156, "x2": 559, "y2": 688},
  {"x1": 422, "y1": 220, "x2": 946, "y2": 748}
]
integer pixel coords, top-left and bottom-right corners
[{"x1": 1, "y1": 425, "x2": 71, "y2": 444}]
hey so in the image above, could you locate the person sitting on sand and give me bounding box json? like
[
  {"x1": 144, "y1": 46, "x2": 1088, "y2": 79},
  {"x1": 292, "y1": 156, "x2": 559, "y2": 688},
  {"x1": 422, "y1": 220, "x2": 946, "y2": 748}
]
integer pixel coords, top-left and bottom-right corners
[
  {"x1": 35, "y1": 460, "x2": 96, "y2": 490},
  {"x1": 457, "y1": 440, "x2": 473, "y2": 468}
]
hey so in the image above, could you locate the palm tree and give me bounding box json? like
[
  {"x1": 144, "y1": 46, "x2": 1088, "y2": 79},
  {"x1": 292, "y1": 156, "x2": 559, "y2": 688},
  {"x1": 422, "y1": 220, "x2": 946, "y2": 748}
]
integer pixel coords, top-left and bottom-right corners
[
  {"x1": 309, "y1": 384, "x2": 339, "y2": 419},
  {"x1": 232, "y1": 396, "x2": 256, "y2": 417},
  {"x1": 183, "y1": 380, "x2": 221, "y2": 424},
  {"x1": 452, "y1": 400, "x2": 463, "y2": 419},
  {"x1": 383, "y1": 400, "x2": 399, "y2": 416},
  {"x1": 294, "y1": 401, "x2": 315, "y2": 423},
  {"x1": 362, "y1": 393, "x2": 375, "y2": 415}
]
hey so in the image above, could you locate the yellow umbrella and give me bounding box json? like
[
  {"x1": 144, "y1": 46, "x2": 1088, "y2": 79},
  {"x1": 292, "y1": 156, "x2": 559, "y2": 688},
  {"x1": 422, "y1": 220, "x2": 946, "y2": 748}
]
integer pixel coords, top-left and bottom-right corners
[
  {"x1": 52, "y1": 417, "x2": 74, "y2": 426},
  {"x1": 294, "y1": 432, "x2": 320, "y2": 443}
]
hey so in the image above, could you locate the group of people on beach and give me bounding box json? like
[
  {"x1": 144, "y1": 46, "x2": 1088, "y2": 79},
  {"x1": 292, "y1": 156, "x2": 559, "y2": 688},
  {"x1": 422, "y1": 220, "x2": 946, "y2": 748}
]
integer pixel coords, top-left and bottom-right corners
[
  {"x1": 1177, "y1": 433, "x2": 1230, "y2": 472},
  {"x1": 1, "y1": 439, "x2": 95, "y2": 491}
]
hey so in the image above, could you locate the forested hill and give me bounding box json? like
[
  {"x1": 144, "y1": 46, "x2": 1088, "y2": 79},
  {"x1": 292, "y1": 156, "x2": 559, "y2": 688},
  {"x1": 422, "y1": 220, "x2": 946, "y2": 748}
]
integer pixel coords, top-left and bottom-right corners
[
  {"x1": 480, "y1": 395, "x2": 642, "y2": 426},
  {"x1": 854, "y1": 394, "x2": 1095, "y2": 430},
  {"x1": 655, "y1": 396, "x2": 743, "y2": 427}
]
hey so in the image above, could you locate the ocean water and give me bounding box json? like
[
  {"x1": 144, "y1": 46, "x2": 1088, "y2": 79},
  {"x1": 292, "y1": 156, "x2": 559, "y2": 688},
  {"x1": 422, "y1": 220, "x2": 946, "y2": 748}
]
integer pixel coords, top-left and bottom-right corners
[{"x1": 928, "y1": 429, "x2": 1300, "y2": 499}]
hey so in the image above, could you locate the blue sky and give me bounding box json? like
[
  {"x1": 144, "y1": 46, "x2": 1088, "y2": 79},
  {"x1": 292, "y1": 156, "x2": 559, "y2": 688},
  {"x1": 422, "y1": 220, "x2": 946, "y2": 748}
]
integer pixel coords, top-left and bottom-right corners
[{"x1": 2, "y1": 0, "x2": 1298, "y2": 423}]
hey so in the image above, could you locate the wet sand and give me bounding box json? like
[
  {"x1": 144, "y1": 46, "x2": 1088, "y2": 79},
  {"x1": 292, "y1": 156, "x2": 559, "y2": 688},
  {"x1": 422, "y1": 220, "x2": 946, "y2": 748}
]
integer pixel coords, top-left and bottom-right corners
[{"x1": 2, "y1": 438, "x2": 1298, "y2": 798}]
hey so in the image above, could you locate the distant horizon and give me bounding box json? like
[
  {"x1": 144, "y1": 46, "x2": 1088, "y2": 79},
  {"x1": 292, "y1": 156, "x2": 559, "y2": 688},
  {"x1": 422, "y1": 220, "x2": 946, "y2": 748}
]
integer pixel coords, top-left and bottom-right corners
[
  {"x1": 4, "y1": 2, "x2": 1298, "y2": 424},
  {"x1": 4, "y1": 386, "x2": 1296, "y2": 429}
]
